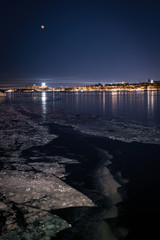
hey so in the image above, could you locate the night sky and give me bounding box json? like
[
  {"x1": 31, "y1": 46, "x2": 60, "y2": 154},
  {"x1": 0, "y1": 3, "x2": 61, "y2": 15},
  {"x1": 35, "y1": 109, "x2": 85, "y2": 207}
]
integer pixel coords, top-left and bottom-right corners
[{"x1": 1, "y1": 0, "x2": 160, "y2": 87}]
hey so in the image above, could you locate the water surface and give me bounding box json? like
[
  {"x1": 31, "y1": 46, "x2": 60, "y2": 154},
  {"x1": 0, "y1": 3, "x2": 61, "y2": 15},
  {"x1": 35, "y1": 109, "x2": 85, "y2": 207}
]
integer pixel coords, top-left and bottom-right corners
[{"x1": 4, "y1": 90, "x2": 160, "y2": 127}]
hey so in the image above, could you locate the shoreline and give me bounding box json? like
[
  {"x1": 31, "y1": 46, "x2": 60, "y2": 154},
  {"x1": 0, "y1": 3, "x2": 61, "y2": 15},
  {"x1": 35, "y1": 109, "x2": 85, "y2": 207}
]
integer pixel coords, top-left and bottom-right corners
[
  {"x1": 47, "y1": 121, "x2": 160, "y2": 239},
  {"x1": 85, "y1": 135, "x2": 160, "y2": 239},
  {"x1": 0, "y1": 105, "x2": 127, "y2": 240},
  {"x1": 44, "y1": 122, "x2": 129, "y2": 239},
  {"x1": 1, "y1": 80, "x2": 160, "y2": 92},
  {"x1": 1, "y1": 103, "x2": 160, "y2": 239}
]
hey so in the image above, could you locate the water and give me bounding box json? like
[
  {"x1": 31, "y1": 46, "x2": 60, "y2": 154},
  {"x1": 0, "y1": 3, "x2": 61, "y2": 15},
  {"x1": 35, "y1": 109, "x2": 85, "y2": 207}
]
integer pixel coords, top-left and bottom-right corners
[{"x1": 3, "y1": 90, "x2": 160, "y2": 126}]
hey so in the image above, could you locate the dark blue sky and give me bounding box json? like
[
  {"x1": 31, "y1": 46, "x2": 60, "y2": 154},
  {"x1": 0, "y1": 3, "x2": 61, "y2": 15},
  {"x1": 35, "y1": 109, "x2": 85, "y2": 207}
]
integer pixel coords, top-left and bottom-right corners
[{"x1": 1, "y1": 0, "x2": 160, "y2": 87}]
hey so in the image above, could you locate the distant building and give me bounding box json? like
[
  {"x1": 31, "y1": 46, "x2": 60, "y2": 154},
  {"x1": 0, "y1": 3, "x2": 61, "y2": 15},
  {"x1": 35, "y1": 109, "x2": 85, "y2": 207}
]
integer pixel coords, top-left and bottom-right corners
[
  {"x1": 31, "y1": 84, "x2": 40, "y2": 90},
  {"x1": 111, "y1": 81, "x2": 128, "y2": 85},
  {"x1": 147, "y1": 79, "x2": 154, "y2": 84},
  {"x1": 41, "y1": 83, "x2": 47, "y2": 88}
]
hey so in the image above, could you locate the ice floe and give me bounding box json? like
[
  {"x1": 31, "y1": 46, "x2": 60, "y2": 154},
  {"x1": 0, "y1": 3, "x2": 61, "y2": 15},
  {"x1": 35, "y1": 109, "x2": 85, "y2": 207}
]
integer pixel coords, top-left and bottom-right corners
[
  {"x1": 0, "y1": 102, "x2": 129, "y2": 239},
  {"x1": 0, "y1": 105, "x2": 57, "y2": 151},
  {"x1": 44, "y1": 112, "x2": 160, "y2": 144},
  {"x1": 0, "y1": 105, "x2": 96, "y2": 239}
]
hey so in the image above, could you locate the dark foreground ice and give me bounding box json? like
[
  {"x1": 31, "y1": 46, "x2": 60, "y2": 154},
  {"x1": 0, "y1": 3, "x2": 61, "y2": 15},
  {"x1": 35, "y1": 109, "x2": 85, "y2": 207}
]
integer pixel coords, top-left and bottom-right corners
[{"x1": 0, "y1": 104, "x2": 127, "y2": 240}]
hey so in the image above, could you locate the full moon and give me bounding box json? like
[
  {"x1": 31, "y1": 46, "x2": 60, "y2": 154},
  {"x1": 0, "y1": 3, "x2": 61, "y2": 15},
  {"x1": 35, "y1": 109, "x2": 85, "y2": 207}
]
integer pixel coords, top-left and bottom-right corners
[{"x1": 41, "y1": 25, "x2": 44, "y2": 29}]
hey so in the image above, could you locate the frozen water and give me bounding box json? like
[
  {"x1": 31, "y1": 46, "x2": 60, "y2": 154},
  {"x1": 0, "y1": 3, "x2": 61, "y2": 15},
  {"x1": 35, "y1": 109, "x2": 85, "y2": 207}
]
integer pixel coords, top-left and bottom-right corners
[
  {"x1": 0, "y1": 105, "x2": 57, "y2": 151},
  {"x1": 44, "y1": 111, "x2": 160, "y2": 144},
  {"x1": 2, "y1": 92, "x2": 155, "y2": 239},
  {"x1": 0, "y1": 104, "x2": 95, "y2": 239}
]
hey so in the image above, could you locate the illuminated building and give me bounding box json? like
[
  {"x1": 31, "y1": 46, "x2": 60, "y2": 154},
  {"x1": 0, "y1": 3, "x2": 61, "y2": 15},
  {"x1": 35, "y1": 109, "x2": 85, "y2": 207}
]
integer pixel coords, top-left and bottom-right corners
[{"x1": 41, "y1": 83, "x2": 47, "y2": 89}]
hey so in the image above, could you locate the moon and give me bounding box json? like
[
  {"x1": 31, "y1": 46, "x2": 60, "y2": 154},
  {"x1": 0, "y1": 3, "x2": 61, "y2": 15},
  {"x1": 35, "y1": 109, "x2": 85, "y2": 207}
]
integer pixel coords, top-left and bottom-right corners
[{"x1": 41, "y1": 25, "x2": 44, "y2": 29}]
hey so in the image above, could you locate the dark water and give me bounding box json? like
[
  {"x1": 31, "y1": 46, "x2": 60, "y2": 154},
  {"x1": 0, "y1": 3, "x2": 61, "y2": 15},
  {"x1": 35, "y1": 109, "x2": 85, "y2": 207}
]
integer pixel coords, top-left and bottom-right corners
[
  {"x1": 87, "y1": 136, "x2": 160, "y2": 239},
  {"x1": 2, "y1": 90, "x2": 160, "y2": 126}
]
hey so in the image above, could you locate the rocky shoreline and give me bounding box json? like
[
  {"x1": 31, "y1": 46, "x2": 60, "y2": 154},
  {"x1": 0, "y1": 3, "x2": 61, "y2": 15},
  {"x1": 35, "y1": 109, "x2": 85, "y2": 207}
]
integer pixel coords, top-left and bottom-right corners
[{"x1": 0, "y1": 104, "x2": 127, "y2": 239}]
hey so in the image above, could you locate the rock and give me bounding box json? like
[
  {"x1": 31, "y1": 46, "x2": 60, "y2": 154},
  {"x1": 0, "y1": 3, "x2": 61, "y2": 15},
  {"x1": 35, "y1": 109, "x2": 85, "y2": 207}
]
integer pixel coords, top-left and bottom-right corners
[{"x1": 0, "y1": 201, "x2": 8, "y2": 211}]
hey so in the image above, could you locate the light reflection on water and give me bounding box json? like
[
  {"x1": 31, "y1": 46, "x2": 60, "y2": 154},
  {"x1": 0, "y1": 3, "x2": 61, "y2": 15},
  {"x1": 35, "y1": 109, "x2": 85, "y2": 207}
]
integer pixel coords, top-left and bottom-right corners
[
  {"x1": 147, "y1": 90, "x2": 156, "y2": 117},
  {"x1": 102, "y1": 91, "x2": 105, "y2": 114},
  {"x1": 0, "y1": 96, "x2": 6, "y2": 103},
  {"x1": 2, "y1": 91, "x2": 160, "y2": 126},
  {"x1": 41, "y1": 92, "x2": 47, "y2": 117}
]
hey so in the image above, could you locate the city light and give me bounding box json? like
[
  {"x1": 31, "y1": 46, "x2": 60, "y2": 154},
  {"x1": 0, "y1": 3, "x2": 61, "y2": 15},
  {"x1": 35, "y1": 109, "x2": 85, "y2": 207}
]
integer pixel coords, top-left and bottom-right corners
[{"x1": 42, "y1": 83, "x2": 46, "y2": 87}]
